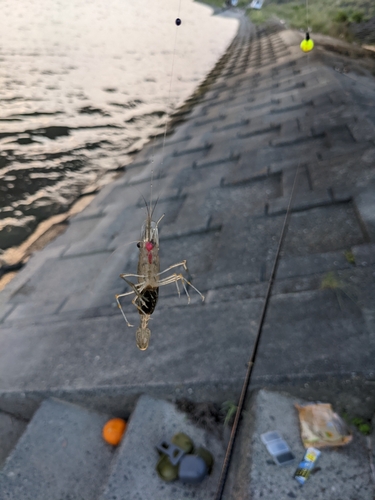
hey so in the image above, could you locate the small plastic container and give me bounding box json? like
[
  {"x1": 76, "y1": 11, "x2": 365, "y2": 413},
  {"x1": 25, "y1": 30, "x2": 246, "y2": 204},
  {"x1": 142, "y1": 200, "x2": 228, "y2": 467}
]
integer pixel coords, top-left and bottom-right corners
[{"x1": 260, "y1": 431, "x2": 295, "y2": 466}]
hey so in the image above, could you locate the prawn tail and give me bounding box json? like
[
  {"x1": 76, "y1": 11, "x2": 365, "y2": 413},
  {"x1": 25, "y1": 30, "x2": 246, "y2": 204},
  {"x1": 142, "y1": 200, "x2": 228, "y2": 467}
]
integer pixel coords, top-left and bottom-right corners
[{"x1": 136, "y1": 314, "x2": 151, "y2": 350}]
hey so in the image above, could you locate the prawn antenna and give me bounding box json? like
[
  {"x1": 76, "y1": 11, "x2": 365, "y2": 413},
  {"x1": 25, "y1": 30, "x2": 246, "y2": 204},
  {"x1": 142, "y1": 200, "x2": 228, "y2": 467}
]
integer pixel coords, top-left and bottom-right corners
[
  {"x1": 140, "y1": 192, "x2": 150, "y2": 217},
  {"x1": 151, "y1": 195, "x2": 160, "y2": 219}
]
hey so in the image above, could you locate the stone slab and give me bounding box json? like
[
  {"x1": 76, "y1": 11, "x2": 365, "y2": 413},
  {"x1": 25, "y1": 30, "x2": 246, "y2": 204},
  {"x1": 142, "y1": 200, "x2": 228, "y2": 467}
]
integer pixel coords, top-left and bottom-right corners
[
  {"x1": 0, "y1": 298, "x2": 261, "y2": 397},
  {"x1": 272, "y1": 249, "x2": 354, "y2": 280},
  {"x1": 63, "y1": 198, "x2": 142, "y2": 257},
  {"x1": 100, "y1": 395, "x2": 225, "y2": 500},
  {"x1": 267, "y1": 189, "x2": 332, "y2": 215},
  {"x1": 223, "y1": 389, "x2": 374, "y2": 500},
  {"x1": 0, "y1": 412, "x2": 27, "y2": 469},
  {"x1": 0, "y1": 399, "x2": 114, "y2": 500},
  {"x1": 280, "y1": 203, "x2": 366, "y2": 256},
  {"x1": 6, "y1": 301, "x2": 64, "y2": 323},
  {"x1": 252, "y1": 289, "x2": 373, "y2": 378},
  {"x1": 8, "y1": 252, "x2": 112, "y2": 307},
  {"x1": 354, "y1": 181, "x2": 375, "y2": 241}
]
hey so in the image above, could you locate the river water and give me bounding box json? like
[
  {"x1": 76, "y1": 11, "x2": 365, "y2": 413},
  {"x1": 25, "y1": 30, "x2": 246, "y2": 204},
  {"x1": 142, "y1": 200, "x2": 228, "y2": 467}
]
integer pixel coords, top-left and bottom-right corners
[{"x1": 0, "y1": 0, "x2": 238, "y2": 250}]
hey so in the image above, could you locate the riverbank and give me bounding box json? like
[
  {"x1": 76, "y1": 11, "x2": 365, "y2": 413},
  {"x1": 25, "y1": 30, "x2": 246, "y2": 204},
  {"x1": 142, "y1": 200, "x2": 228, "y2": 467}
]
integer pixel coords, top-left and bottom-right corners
[
  {"x1": 0, "y1": 11, "x2": 374, "y2": 414},
  {"x1": 0, "y1": 10, "x2": 241, "y2": 291},
  {"x1": 0, "y1": 12, "x2": 375, "y2": 497},
  {"x1": 199, "y1": 0, "x2": 375, "y2": 46}
]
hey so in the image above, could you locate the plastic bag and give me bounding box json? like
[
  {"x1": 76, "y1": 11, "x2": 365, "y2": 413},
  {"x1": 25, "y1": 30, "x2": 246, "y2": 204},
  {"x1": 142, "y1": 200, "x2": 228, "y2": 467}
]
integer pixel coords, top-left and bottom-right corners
[{"x1": 295, "y1": 403, "x2": 352, "y2": 448}]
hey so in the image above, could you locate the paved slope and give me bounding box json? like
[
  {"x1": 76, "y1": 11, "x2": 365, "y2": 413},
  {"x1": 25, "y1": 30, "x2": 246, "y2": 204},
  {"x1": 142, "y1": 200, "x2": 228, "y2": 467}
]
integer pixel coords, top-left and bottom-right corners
[{"x1": 0, "y1": 17, "x2": 374, "y2": 421}]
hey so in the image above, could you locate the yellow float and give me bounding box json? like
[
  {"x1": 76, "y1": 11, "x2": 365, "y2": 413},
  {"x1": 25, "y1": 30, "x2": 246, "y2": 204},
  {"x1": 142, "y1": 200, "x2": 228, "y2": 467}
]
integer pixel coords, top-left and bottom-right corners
[{"x1": 300, "y1": 32, "x2": 314, "y2": 52}]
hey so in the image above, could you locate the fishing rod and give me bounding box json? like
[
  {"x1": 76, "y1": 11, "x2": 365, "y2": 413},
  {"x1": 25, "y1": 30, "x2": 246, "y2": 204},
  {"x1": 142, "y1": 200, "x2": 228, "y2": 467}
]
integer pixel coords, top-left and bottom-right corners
[
  {"x1": 214, "y1": 162, "x2": 301, "y2": 499},
  {"x1": 215, "y1": 0, "x2": 316, "y2": 494}
]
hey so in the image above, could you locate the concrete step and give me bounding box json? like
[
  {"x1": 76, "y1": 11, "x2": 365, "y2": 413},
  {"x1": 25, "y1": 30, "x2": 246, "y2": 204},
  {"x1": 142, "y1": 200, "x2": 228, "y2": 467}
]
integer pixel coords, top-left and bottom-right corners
[
  {"x1": 0, "y1": 411, "x2": 27, "y2": 469},
  {"x1": 223, "y1": 389, "x2": 374, "y2": 500},
  {"x1": 100, "y1": 394, "x2": 225, "y2": 500},
  {"x1": 0, "y1": 399, "x2": 115, "y2": 500},
  {"x1": 0, "y1": 395, "x2": 226, "y2": 500}
]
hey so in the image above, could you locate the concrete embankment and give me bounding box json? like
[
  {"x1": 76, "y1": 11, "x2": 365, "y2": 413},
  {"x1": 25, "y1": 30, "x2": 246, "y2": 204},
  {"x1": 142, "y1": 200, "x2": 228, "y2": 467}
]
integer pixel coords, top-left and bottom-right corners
[{"x1": 0, "y1": 16, "x2": 374, "y2": 417}]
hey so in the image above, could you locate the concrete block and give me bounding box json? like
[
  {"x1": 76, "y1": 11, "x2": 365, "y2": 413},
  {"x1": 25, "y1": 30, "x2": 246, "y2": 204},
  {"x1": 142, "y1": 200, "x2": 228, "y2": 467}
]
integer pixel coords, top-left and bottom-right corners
[
  {"x1": 194, "y1": 114, "x2": 226, "y2": 128},
  {"x1": 0, "y1": 399, "x2": 114, "y2": 500},
  {"x1": 63, "y1": 202, "x2": 141, "y2": 257},
  {"x1": 198, "y1": 213, "x2": 285, "y2": 289},
  {"x1": 352, "y1": 243, "x2": 375, "y2": 267},
  {"x1": 280, "y1": 203, "x2": 366, "y2": 256},
  {"x1": 160, "y1": 192, "x2": 211, "y2": 239},
  {"x1": 1, "y1": 245, "x2": 67, "y2": 303},
  {"x1": 158, "y1": 134, "x2": 193, "y2": 149},
  {"x1": 237, "y1": 123, "x2": 280, "y2": 140},
  {"x1": 5, "y1": 301, "x2": 63, "y2": 323},
  {"x1": 267, "y1": 189, "x2": 332, "y2": 215},
  {"x1": 0, "y1": 296, "x2": 260, "y2": 392},
  {"x1": 159, "y1": 229, "x2": 221, "y2": 278},
  {"x1": 0, "y1": 412, "x2": 27, "y2": 469},
  {"x1": 255, "y1": 138, "x2": 327, "y2": 170},
  {"x1": 193, "y1": 150, "x2": 239, "y2": 170},
  {"x1": 347, "y1": 117, "x2": 375, "y2": 142},
  {"x1": 173, "y1": 142, "x2": 212, "y2": 158},
  {"x1": 202, "y1": 95, "x2": 235, "y2": 109},
  {"x1": 282, "y1": 164, "x2": 311, "y2": 197},
  {"x1": 10, "y1": 252, "x2": 112, "y2": 306},
  {"x1": 213, "y1": 118, "x2": 249, "y2": 133},
  {"x1": 223, "y1": 389, "x2": 374, "y2": 500},
  {"x1": 253, "y1": 288, "x2": 373, "y2": 377},
  {"x1": 354, "y1": 182, "x2": 375, "y2": 241},
  {"x1": 222, "y1": 166, "x2": 273, "y2": 187},
  {"x1": 0, "y1": 304, "x2": 15, "y2": 323},
  {"x1": 271, "y1": 132, "x2": 317, "y2": 148},
  {"x1": 100, "y1": 395, "x2": 225, "y2": 500},
  {"x1": 273, "y1": 249, "x2": 353, "y2": 280}
]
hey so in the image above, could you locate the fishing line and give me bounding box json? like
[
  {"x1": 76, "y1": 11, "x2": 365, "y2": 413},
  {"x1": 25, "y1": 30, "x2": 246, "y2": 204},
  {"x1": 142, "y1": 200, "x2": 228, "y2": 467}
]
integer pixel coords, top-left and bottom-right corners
[
  {"x1": 306, "y1": 0, "x2": 309, "y2": 33},
  {"x1": 161, "y1": 0, "x2": 183, "y2": 163},
  {"x1": 214, "y1": 162, "x2": 301, "y2": 500},
  {"x1": 150, "y1": 0, "x2": 183, "y2": 211}
]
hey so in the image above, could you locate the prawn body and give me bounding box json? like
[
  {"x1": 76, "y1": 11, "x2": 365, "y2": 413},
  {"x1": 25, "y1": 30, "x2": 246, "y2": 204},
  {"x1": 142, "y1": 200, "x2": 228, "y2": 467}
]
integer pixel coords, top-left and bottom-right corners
[
  {"x1": 115, "y1": 207, "x2": 204, "y2": 350},
  {"x1": 134, "y1": 218, "x2": 160, "y2": 350}
]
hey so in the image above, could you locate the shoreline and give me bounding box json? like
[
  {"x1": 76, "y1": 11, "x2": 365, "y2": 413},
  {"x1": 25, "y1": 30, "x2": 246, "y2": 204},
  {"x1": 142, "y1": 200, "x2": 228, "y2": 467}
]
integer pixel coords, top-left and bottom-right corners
[
  {"x1": 0, "y1": 0, "x2": 239, "y2": 267},
  {"x1": 0, "y1": 10, "x2": 242, "y2": 292},
  {"x1": 0, "y1": 194, "x2": 97, "y2": 291}
]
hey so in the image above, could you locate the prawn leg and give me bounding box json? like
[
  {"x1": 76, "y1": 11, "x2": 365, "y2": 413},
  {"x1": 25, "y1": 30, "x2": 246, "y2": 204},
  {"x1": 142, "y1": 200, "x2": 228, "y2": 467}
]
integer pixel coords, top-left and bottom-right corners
[
  {"x1": 116, "y1": 277, "x2": 151, "y2": 321},
  {"x1": 157, "y1": 273, "x2": 205, "y2": 302},
  {"x1": 120, "y1": 273, "x2": 146, "y2": 280},
  {"x1": 115, "y1": 292, "x2": 135, "y2": 327},
  {"x1": 157, "y1": 260, "x2": 188, "y2": 276}
]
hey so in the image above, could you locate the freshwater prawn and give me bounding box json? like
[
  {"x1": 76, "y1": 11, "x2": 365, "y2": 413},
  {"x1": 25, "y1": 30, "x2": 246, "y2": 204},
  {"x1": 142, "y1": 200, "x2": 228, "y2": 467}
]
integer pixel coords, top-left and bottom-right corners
[{"x1": 115, "y1": 200, "x2": 205, "y2": 350}]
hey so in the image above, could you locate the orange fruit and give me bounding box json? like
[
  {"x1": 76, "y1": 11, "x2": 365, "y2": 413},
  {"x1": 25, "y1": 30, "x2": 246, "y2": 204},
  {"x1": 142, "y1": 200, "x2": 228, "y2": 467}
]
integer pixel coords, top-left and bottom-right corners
[{"x1": 102, "y1": 418, "x2": 127, "y2": 446}]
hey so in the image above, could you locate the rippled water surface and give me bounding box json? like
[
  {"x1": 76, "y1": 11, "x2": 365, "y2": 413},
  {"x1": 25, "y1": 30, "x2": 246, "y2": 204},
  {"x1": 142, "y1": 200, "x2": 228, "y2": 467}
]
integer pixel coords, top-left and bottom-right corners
[{"x1": 0, "y1": 0, "x2": 238, "y2": 249}]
